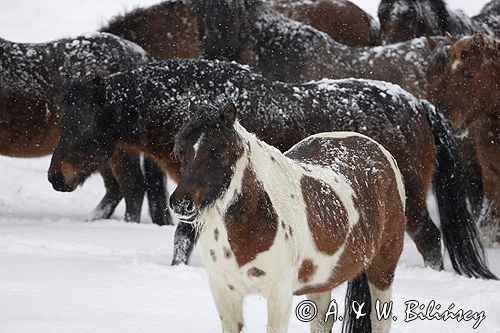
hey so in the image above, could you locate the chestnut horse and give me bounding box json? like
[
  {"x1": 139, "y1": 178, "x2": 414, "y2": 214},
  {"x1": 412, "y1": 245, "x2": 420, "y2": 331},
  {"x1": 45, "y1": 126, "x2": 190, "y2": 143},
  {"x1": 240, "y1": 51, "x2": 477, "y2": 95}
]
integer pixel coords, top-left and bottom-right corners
[
  {"x1": 100, "y1": 0, "x2": 377, "y2": 61},
  {"x1": 196, "y1": 0, "x2": 448, "y2": 98},
  {"x1": 47, "y1": 59, "x2": 496, "y2": 279},
  {"x1": 169, "y1": 103, "x2": 406, "y2": 333},
  {"x1": 428, "y1": 33, "x2": 500, "y2": 245},
  {"x1": 0, "y1": 33, "x2": 170, "y2": 225},
  {"x1": 378, "y1": 0, "x2": 500, "y2": 45}
]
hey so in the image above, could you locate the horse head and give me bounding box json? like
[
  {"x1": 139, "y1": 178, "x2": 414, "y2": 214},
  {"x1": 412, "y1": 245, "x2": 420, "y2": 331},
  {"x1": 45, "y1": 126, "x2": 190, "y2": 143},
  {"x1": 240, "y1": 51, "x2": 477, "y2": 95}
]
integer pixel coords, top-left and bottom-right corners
[
  {"x1": 48, "y1": 76, "x2": 118, "y2": 192},
  {"x1": 427, "y1": 33, "x2": 500, "y2": 127},
  {"x1": 170, "y1": 102, "x2": 244, "y2": 222}
]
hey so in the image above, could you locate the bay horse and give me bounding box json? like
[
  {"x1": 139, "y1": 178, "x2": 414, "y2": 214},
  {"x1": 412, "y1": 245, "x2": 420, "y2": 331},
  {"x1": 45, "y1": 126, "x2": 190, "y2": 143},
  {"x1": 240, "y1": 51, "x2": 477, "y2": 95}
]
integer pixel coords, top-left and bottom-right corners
[
  {"x1": 378, "y1": 0, "x2": 500, "y2": 45},
  {"x1": 196, "y1": 0, "x2": 448, "y2": 98},
  {"x1": 0, "y1": 33, "x2": 170, "y2": 225},
  {"x1": 169, "y1": 102, "x2": 406, "y2": 333},
  {"x1": 428, "y1": 33, "x2": 500, "y2": 246},
  {"x1": 47, "y1": 59, "x2": 496, "y2": 279},
  {"x1": 100, "y1": 0, "x2": 377, "y2": 62}
]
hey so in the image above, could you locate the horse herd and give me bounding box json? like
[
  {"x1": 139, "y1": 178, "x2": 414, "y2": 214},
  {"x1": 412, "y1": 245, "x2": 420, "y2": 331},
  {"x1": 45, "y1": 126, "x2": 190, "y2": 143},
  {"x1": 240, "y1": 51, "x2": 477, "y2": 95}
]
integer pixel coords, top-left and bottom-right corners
[{"x1": 1, "y1": 0, "x2": 499, "y2": 332}]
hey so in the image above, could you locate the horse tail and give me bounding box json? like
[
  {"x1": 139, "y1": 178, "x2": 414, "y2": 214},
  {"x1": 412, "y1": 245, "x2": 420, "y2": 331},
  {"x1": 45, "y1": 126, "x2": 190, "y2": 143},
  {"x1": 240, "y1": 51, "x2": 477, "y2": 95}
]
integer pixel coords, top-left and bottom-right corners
[
  {"x1": 424, "y1": 101, "x2": 497, "y2": 279},
  {"x1": 342, "y1": 272, "x2": 371, "y2": 333}
]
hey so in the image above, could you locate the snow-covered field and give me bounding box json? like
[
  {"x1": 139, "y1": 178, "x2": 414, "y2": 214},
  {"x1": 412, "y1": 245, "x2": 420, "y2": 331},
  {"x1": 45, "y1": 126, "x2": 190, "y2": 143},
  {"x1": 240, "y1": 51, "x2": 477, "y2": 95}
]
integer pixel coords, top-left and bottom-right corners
[{"x1": 1, "y1": 0, "x2": 499, "y2": 332}]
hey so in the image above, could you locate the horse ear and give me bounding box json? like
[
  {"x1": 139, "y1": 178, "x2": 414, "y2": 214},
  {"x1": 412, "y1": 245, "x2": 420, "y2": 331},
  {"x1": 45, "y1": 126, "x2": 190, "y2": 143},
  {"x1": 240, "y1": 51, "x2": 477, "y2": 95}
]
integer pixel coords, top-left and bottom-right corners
[
  {"x1": 426, "y1": 36, "x2": 437, "y2": 50},
  {"x1": 445, "y1": 31, "x2": 458, "y2": 44},
  {"x1": 222, "y1": 102, "x2": 237, "y2": 127},
  {"x1": 472, "y1": 33, "x2": 485, "y2": 46}
]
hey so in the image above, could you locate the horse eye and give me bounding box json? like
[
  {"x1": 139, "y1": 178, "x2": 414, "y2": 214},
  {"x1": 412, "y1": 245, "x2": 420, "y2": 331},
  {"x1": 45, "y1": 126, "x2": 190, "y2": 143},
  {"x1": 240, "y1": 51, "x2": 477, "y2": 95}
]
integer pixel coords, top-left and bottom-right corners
[{"x1": 464, "y1": 72, "x2": 475, "y2": 81}]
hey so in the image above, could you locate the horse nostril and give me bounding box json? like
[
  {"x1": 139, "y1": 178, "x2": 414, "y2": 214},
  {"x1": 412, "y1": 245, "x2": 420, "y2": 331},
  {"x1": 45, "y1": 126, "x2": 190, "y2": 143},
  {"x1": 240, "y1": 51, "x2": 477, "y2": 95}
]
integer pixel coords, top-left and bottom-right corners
[{"x1": 170, "y1": 193, "x2": 196, "y2": 217}]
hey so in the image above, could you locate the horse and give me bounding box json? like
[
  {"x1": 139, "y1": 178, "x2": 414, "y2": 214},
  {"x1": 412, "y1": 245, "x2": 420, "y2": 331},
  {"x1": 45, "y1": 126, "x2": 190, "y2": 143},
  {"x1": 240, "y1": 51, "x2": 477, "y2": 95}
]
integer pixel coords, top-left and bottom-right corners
[
  {"x1": 195, "y1": 0, "x2": 448, "y2": 99},
  {"x1": 46, "y1": 59, "x2": 496, "y2": 279},
  {"x1": 100, "y1": 0, "x2": 377, "y2": 62},
  {"x1": 266, "y1": 0, "x2": 379, "y2": 46},
  {"x1": 473, "y1": 0, "x2": 500, "y2": 38},
  {"x1": 378, "y1": 0, "x2": 500, "y2": 45},
  {"x1": 427, "y1": 33, "x2": 500, "y2": 246},
  {"x1": 169, "y1": 102, "x2": 406, "y2": 333},
  {"x1": 378, "y1": 0, "x2": 476, "y2": 45},
  {"x1": 0, "y1": 33, "x2": 171, "y2": 226}
]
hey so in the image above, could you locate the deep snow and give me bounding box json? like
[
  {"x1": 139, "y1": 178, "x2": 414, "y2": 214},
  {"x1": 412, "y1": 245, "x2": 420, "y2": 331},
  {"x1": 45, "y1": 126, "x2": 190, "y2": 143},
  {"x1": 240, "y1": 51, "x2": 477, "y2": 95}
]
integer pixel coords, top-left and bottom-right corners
[{"x1": 0, "y1": 0, "x2": 499, "y2": 332}]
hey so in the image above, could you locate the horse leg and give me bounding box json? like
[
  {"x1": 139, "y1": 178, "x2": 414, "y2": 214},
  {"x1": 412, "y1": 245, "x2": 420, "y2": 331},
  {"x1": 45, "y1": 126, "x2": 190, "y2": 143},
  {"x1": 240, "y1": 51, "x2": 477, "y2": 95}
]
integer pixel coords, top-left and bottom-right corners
[
  {"x1": 209, "y1": 279, "x2": 244, "y2": 333},
  {"x1": 143, "y1": 157, "x2": 173, "y2": 226},
  {"x1": 474, "y1": 130, "x2": 500, "y2": 246},
  {"x1": 366, "y1": 246, "x2": 401, "y2": 332},
  {"x1": 307, "y1": 291, "x2": 334, "y2": 333},
  {"x1": 88, "y1": 164, "x2": 123, "y2": 221},
  {"x1": 404, "y1": 176, "x2": 443, "y2": 270},
  {"x1": 266, "y1": 285, "x2": 293, "y2": 333},
  {"x1": 171, "y1": 222, "x2": 198, "y2": 265},
  {"x1": 110, "y1": 148, "x2": 145, "y2": 222}
]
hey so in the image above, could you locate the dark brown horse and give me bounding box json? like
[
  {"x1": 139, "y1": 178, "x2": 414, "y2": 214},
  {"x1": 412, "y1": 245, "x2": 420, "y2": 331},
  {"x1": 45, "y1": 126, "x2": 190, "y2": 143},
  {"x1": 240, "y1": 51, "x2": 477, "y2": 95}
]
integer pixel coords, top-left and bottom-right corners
[
  {"x1": 170, "y1": 103, "x2": 406, "y2": 333},
  {"x1": 0, "y1": 33, "x2": 170, "y2": 225},
  {"x1": 196, "y1": 0, "x2": 448, "y2": 98},
  {"x1": 47, "y1": 59, "x2": 496, "y2": 279},
  {"x1": 100, "y1": 0, "x2": 378, "y2": 62},
  {"x1": 269, "y1": 0, "x2": 379, "y2": 46},
  {"x1": 378, "y1": 0, "x2": 500, "y2": 45},
  {"x1": 428, "y1": 33, "x2": 500, "y2": 246}
]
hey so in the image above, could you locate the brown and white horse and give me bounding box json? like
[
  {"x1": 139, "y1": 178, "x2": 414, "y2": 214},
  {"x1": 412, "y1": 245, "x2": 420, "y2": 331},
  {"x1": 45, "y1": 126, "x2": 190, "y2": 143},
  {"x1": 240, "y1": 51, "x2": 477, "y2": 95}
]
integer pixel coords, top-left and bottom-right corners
[
  {"x1": 170, "y1": 103, "x2": 406, "y2": 333},
  {"x1": 428, "y1": 33, "x2": 500, "y2": 245}
]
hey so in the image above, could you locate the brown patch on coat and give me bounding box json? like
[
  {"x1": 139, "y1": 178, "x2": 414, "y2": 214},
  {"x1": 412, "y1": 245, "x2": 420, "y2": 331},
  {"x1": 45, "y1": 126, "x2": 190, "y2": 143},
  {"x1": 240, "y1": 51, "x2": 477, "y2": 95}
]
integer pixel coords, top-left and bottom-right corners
[
  {"x1": 247, "y1": 267, "x2": 266, "y2": 277},
  {"x1": 214, "y1": 228, "x2": 219, "y2": 241},
  {"x1": 238, "y1": 322, "x2": 244, "y2": 331},
  {"x1": 227, "y1": 284, "x2": 235, "y2": 290},
  {"x1": 298, "y1": 259, "x2": 317, "y2": 284},
  {"x1": 101, "y1": 1, "x2": 200, "y2": 60},
  {"x1": 224, "y1": 167, "x2": 278, "y2": 267},
  {"x1": 209, "y1": 249, "x2": 217, "y2": 262},
  {"x1": 273, "y1": 0, "x2": 376, "y2": 47},
  {"x1": 300, "y1": 175, "x2": 349, "y2": 255}
]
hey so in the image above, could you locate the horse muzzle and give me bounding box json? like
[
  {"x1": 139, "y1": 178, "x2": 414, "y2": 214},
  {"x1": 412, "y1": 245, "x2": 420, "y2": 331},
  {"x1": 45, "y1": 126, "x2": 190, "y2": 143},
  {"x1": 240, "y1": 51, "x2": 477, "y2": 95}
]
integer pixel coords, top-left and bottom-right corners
[
  {"x1": 169, "y1": 194, "x2": 199, "y2": 223},
  {"x1": 48, "y1": 170, "x2": 79, "y2": 192}
]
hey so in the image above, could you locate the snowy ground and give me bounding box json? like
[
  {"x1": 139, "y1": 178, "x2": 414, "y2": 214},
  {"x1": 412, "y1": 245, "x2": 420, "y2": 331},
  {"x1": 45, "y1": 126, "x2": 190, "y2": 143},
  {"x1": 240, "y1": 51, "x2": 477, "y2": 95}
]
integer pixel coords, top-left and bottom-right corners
[{"x1": 1, "y1": 0, "x2": 500, "y2": 332}]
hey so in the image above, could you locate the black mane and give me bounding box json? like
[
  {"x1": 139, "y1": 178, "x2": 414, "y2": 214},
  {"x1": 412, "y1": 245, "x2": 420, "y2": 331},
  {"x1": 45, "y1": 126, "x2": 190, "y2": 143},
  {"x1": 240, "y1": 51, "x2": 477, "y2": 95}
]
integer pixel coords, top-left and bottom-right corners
[
  {"x1": 429, "y1": 0, "x2": 451, "y2": 32},
  {"x1": 195, "y1": 0, "x2": 257, "y2": 61}
]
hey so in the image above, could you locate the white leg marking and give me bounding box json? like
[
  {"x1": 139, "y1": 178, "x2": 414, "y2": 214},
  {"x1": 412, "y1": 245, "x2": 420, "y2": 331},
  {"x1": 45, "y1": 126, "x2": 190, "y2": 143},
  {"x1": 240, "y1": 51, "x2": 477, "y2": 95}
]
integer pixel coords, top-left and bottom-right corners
[
  {"x1": 307, "y1": 291, "x2": 334, "y2": 333},
  {"x1": 368, "y1": 282, "x2": 393, "y2": 333},
  {"x1": 209, "y1": 278, "x2": 245, "y2": 333},
  {"x1": 266, "y1": 287, "x2": 294, "y2": 333}
]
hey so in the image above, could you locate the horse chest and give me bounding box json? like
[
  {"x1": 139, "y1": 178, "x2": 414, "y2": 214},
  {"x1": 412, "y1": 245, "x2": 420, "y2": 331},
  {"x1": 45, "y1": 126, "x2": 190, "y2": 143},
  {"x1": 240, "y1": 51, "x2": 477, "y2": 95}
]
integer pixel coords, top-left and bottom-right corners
[{"x1": 198, "y1": 213, "x2": 293, "y2": 295}]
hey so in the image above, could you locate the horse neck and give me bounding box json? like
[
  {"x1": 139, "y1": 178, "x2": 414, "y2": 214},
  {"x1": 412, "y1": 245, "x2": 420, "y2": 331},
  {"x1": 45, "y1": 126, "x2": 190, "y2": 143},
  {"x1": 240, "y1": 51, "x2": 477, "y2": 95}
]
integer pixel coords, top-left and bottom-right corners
[{"x1": 235, "y1": 121, "x2": 295, "y2": 180}]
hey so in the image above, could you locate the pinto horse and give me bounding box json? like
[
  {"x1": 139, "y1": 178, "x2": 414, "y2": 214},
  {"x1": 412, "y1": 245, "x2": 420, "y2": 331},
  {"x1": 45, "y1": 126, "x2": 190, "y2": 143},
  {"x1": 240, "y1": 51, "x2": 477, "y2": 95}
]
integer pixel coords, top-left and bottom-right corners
[
  {"x1": 47, "y1": 59, "x2": 496, "y2": 279},
  {"x1": 428, "y1": 33, "x2": 500, "y2": 245},
  {"x1": 100, "y1": 0, "x2": 377, "y2": 61},
  {"x1": 0, "y1": 33, "x2": 170, "y2": 225},
  {"x1": 378, "y1": 0, "x2": 500, "y2": 45},
  {"x1": 169, "y1": 103, "x2": 406, "y2": 333},
  {"x1": 196, "y1": 0, "x2": 447, "y2": 98}
]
